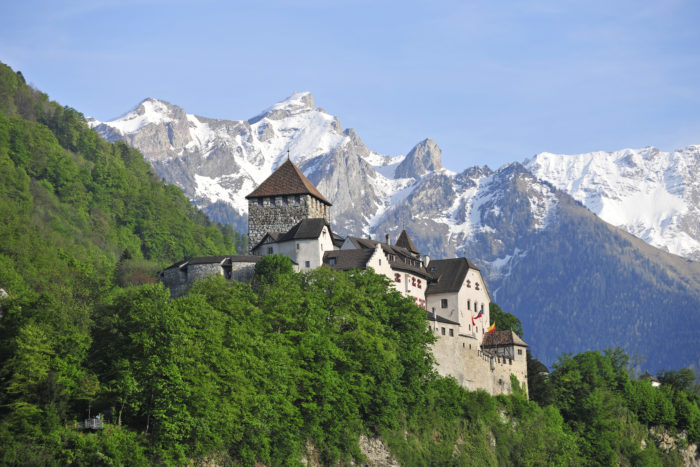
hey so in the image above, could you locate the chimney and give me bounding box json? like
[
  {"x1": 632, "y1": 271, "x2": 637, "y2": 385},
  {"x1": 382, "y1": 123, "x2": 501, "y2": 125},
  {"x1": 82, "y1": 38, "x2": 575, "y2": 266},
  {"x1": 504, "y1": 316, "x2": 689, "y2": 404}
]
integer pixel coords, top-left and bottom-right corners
[{"x1": 385, "y1": 234, "x2": 390, "y2": 245}]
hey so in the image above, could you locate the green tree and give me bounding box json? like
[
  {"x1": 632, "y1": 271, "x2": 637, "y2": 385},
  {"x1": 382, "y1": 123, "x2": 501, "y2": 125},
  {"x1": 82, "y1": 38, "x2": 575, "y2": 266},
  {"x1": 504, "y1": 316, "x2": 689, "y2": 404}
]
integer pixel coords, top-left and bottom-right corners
[{"x1": 489, "y1": 302, "x2": 523, "y2": 337}]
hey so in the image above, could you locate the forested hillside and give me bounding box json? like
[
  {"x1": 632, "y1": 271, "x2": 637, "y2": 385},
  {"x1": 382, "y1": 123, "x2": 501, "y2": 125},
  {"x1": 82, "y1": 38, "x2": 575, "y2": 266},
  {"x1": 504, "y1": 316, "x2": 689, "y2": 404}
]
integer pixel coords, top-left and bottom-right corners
[{"x1": 0, "y1": 62, "x2": 698, "y2": 465}]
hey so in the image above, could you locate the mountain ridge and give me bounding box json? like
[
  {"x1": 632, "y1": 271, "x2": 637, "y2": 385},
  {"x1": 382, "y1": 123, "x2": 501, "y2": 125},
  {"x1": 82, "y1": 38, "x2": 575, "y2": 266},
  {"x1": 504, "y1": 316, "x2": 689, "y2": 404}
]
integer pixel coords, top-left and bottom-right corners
[{"x1": 90, "y1": 92, "x2": 700, "y2": 370}]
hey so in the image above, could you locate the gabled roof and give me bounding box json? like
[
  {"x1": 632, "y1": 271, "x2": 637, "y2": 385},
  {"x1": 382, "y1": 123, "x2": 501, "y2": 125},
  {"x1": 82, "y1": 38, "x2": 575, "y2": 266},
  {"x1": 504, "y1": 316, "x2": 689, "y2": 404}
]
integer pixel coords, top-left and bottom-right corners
[
  {"x1": 344, "y1": 236, "x2": 429, "y2": 277},
  {"x1": 395, "y1": 229, "x2": 419, "y2": 255},
  {"x1": 251, "y1": 218, "x2": 331, "y2": 251},
  {"x1": 245, "y1": 159, "x2": 332, "y2": 205},
  {"x1": 482, "y1": 330, "x2": 528, "y2": 347},
  {"x1": 279, "y1": 218, "x2": 329, "y2": 242},
  {"x1": 425, "y1": 257, "x2": 479, "y2": 294},
  {"x1": 331, "y1": 232, "x2": 345, "y2": 248},
  {"x1": 323, "y1": 249, "x2": 375, "y2": 270}
]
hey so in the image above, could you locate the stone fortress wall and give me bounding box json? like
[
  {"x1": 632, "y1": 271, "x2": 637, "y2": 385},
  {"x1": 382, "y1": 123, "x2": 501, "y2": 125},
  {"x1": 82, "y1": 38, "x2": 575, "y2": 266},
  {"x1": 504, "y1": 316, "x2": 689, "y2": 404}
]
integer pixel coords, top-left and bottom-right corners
[
  {"x1": 248, "y1": 194, "x2": 330, "y2": 250},
  {"x1": 161, "y1": 260, "x2": 258, "y2": 298},
  {"x1": 431, "y1": 327, "x2": 528, "y2": 395}
]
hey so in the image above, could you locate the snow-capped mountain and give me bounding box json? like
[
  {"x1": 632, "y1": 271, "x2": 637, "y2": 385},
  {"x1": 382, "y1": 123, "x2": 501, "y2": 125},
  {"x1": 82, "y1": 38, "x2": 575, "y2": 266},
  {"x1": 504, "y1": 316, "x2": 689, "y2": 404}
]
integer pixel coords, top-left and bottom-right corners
[
  {"x1": 524, "y1": 146, "x2": 700, "y2": 261},
  {"x1": 90, "y1": 93, "x2": 700, "y2": 370},
  {"x1": 90, "y1": 93, "x2": 418, "y2": 234}
]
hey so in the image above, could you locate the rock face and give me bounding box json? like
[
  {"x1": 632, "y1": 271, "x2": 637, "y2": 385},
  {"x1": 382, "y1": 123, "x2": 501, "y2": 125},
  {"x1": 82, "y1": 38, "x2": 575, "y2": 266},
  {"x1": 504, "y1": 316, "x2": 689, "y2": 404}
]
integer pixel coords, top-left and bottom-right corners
[
  {"x1": 394, "y1": 138, "x2": 442, "y2": 179},
  {"x1": 358, "y1": 435, "x2": 400, "y2": 467},
  {"x1": 91, "y1": 94, "x2": 700, "y2": 371},
  {"x1": 0, "y1": 288, "x2": 8, "y2": 317}
]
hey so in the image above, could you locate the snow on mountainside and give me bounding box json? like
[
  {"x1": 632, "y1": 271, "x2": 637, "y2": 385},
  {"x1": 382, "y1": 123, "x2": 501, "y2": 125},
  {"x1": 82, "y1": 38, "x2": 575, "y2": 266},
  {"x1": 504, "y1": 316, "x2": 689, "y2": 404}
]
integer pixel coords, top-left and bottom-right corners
[
  {"x1": 90, "y1": 93, "x2": 700, "y2": 371},
  {"x1": 525, "y1": 146, "x2": 700, "y2": 261},
  {"x1": 90, "y1": 92, "x2": 412, "y2": 233}
]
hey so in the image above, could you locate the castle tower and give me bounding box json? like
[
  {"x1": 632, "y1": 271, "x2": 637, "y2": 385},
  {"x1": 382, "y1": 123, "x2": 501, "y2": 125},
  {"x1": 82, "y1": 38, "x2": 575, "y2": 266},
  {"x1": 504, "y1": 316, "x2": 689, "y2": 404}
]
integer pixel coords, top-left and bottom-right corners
[{"x1": 245, "y1": 159, "x2": 332, "y2": 251}]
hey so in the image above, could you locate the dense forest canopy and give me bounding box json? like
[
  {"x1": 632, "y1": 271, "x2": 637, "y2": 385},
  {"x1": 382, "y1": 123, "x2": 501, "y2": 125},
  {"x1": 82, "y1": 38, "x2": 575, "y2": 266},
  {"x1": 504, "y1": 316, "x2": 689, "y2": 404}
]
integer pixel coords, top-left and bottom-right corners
[{"x1": 0, "y1": 62, "x2": 698, "y2": 465}]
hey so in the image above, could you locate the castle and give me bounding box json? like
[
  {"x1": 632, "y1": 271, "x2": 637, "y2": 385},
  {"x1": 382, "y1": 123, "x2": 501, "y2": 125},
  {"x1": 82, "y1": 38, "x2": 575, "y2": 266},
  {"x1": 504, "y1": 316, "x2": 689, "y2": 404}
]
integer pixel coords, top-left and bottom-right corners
[{"x1": 161, "y1": 159, "x2": 528, "y2": 396}]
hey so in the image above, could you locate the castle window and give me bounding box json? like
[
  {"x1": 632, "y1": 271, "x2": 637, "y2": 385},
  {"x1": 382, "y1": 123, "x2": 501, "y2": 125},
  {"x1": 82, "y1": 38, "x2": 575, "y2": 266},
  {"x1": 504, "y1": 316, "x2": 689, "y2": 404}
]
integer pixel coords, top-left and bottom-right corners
[
  {"x1": 517, "y1": 349, "x2": 522, "y2": 355},
  {"x1": 267, "y1": 247, "x2": 273, "y2": 255},
  {"x1": 509, "y1": 359, "x2": 512, "y2": 365},
  {"x1": 481, "y1": 304, "x2": 484, "y2": 312},
  {"x1": 329, "y1": 258, "x2": 336, "y2": 266},
  {"x1": 305, "y1": 261, "x2": 310, "y2": 268},
  {"x1": 257, "y1": 199, "x2": 263, "y2": 207},
  {"x1": 449, "y1": 329, "x2": 454, "y2": 336},
  {"x1": 441, "y1": 299, "x2": 448, "y2": 308},
  {"x1": 411, "y1": 277, "x2": 416, "y2": 287},
  {"x1": 417, "y1": 279, "x2": 421, "y2": 288},
  {"x1": 394, "y1": 273, "x2": 401, "y2": 283},
  {"x1": 441, "y1": 327, "x2": 445, "y2": 335},
  {"x1": 467, "y1": 300, "x2": 471, "y2": 310},
  {"x1": 475, "y1": 282, "x2": 480, "y2": 290},
  {"x1": 378, "y1": 259, "x2": 382, "y2": 266},
  {"x1": 469, "y1": 344, "x2": 472, "y2": 350},
  {"x1": 296, "y1": 243, "x2": 300, "y2": 250},
  {"x1": 466, "y1": 280, "x2": 471, "y2": 288}
]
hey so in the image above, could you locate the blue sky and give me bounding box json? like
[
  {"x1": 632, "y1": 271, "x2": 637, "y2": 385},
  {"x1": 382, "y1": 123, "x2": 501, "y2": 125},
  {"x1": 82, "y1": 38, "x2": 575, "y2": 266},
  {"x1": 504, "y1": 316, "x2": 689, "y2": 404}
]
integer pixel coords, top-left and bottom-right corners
[{"x1": 2, "y1": 0, "x2": 699, "y2": 170}]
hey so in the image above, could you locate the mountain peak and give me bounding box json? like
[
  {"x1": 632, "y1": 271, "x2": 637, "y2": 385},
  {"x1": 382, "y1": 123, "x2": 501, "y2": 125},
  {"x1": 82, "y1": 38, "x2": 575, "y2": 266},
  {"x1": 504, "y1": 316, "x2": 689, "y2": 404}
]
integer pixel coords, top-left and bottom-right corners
[
  {"x1": 249, "y1": 91, "x2": 316, "y2": 124},
  {"x1": 394, "y1": 138, "x2": 443, "y2": 179},
  {"x1": 94, "y1": 97, "x2": 184, "y2": 135},
  {"x1": 278, "y1": 91, "x2": 314, "y2": 109}
]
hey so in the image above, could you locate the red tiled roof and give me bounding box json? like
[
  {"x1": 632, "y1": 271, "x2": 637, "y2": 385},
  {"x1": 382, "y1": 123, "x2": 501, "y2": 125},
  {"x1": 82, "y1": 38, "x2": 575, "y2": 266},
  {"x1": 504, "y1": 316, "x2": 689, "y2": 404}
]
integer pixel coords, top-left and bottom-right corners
[{"x1": 245, "y1": 159, "x2": 331, "y2": 205}]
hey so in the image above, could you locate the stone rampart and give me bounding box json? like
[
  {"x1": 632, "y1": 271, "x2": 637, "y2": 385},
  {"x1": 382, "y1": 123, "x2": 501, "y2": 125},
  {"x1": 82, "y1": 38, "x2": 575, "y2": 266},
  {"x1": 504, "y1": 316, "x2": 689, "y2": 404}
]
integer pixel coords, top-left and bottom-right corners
[{"x1": 431, "y1": 331, "x2": 528, "y2": 396}]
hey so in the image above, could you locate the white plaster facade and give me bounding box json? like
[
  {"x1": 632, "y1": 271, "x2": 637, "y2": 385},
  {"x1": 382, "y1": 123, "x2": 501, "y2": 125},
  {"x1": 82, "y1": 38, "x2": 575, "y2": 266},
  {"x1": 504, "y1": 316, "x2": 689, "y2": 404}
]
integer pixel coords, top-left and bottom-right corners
[
  {"x1": 426, "y1": 267, "x2": 491, "y2": 337},
  {"x1": 254, "y1": 224, "x2": 335, "y2": 271}
]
